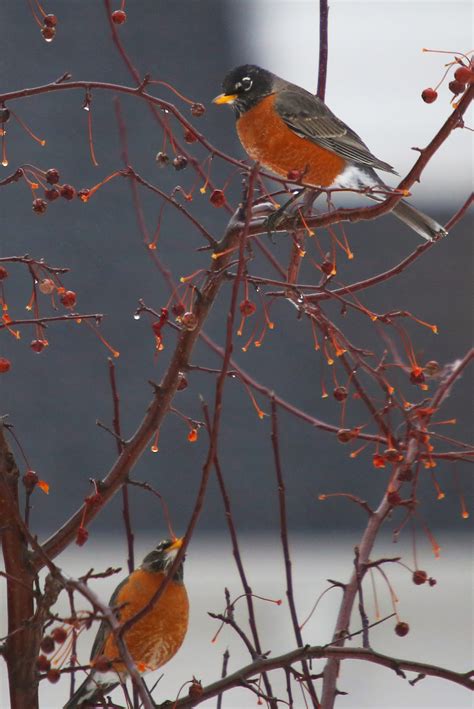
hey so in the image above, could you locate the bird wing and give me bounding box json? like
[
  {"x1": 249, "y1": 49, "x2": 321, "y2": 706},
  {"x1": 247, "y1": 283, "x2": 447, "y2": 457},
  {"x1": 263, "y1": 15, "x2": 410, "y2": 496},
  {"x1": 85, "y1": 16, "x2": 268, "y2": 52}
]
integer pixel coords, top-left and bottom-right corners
[
  {"x1": 274, "y1": 89, "x2": 398, "y2": 174},
  {"x1": 90, "y1": 577, "x2": 129, "y2": 661}
]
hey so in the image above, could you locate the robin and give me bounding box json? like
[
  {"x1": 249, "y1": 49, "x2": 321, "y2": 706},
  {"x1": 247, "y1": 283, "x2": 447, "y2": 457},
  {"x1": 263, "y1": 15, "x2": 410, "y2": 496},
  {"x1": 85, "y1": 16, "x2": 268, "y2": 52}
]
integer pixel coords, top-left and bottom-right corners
[
  {"x1": 64, "y1": 538, "x2": 189, "y2": 708},
  {"x1": 213, "y1": 64, "x2": 447, "y2": 241}
]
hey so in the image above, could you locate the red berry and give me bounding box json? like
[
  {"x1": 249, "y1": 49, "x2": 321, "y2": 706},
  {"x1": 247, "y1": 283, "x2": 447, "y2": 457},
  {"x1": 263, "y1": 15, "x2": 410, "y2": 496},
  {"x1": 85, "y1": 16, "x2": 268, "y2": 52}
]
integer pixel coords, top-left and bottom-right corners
[
  {"x1": 287, "y1": 169, "x2": 303, "y2": 182},
  {"x1": 428, "y1": 577, "x2": 437, "y2": 587},
  {"x1": 394, "y1": 621, "x2": 409, "y2": 637},
  {"x1": 372, "y1": 454, "x2": 386, "y2": 469},
  {"x1": 39, "y1": 279, "x2": 55, "y2": 295},
  {"x1": 412, "y1": 570, "x2": 428, "y2": 585},
  {"x1": 190, "y1": 102, "x2": 205, "y2": 117},
  {"x1": 155, "y1": 151, "x2": 169, "y2": 167},
  {"x1": 40, "y1": 636, "x2": 55, "y2": 654},
  {"x1": 454, "y1": 66, "x2": 473, "y2": 84},
  {"x1": 0, "y1": 357, "x2": 11, "y2": 373},
  {"x1": 152, "y1": 322, "x2": 163, "y2": 336},
  {"x1": 188, "y1": 680, "x2": 203, "y2": 699},
  {"x1": 410, "y1": 368, "x2": 425, "y2": 385},
  {"x1": 181, "y1": 312, "x2": 198, "y2": 331},
  {"x1": 77, "y1": 188, "x2": 90, "y2": 202},
  {"x1": 336, "y1": 428, "x2": 354, "y2": 444},
  {"x1": 184, "y1": 129, "x2": 197, "y2": 144},
  {"x1": 30, "y1": 339, "x2": 47, "y2": 353},
  {"x1": 45, "y1": 187, "x2": 60, "y2": 202},
  {"x1": 209, "y1": 189, "x2": 226, "y2": 208},
  {"x1": 448, "y1": 79, "x2": 466, "y2": 95},
  {"x1": 46, "y1": 669, "x2": 61, "y2": 684},
  {"x1": 51, "y1": 627, "x2": 68, "y2": 644},
  {"x1": 36, "y1": 655, "x2": 51, "y2": 672},
  {"x1": 32, "y1": 198, "x2": 48, "y2": 215},
  {"x1": 177, "y1": 373, "x2": 188, "y2": 391},
  {"x1": 60, "y1": 290, "x2": 77, "y2": 308},
  {"x1": 60, "y1": 184, "x2": 76, "y2": 200},
  {"x1": 111, "y1": 10, "x2": 127, "y2": 24},
  {"x1": 41, "y1": 26, "x2": 56, "y2": 42},
  {"x1": 0, "y1": 266, "x2": 8, "y2": 280},
  {"x1": 320, "y1": 260, "x2": 335, "y2": 276},
  {"x1": 75, "y1": 527, "x2": 88, "y2": 546},
  {"x1": 421, "y1": 88, "x2": 437, "y2": 104},
  {"x1": 172, "y1": 155, "x2": 188, "y2": 171},
  {"x1": 45, "y1": 168, "x2": 60, "y2": 184},
  {"x1": 23, "y1": 470, "x2": 39, "y2": 490},
  {"x1": 43, "y1": 14, "x2": 58, "y2": 28},
  {"x1": 383, "y1": 448, "x2": 404, "y2": 463},
  {"x1": 239, "y1": 299, "x2": 256, "y2": 317},
  {"x1": 333, "y1": 386, "x2": 348, "y2": 402}
]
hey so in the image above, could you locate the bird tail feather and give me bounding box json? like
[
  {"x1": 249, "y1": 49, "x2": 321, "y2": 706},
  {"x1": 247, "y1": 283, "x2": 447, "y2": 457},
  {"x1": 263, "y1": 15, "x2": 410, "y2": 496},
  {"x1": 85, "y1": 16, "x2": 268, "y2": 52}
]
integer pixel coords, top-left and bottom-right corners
[
  {"x1": 63, "y1": 675, "x2": 119, "y2": 708},
  {"x1": 367, "y1": 194, "x2": 447, "y2": 241}
]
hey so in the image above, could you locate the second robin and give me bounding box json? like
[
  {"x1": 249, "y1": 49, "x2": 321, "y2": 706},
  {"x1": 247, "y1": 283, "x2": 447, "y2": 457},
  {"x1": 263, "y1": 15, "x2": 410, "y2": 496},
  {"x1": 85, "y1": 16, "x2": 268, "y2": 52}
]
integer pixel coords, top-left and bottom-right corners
[
  {"x1": 213, "y1": 64, "x2": 447, "y2": 241},
  {"x1": 64, "y1": 538, "x2": 189, "y2": 708}
]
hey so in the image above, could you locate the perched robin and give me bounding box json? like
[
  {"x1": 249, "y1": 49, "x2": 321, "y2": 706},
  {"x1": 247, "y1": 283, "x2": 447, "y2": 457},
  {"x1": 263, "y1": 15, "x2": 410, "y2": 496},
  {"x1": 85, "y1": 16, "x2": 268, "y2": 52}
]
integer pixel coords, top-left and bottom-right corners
[
  {"x1": 213, "y1": 64, "x2": 447, "y2": 241},
  {"x1": 64, "y1": 538, "x2": 189, "y2": 708}
]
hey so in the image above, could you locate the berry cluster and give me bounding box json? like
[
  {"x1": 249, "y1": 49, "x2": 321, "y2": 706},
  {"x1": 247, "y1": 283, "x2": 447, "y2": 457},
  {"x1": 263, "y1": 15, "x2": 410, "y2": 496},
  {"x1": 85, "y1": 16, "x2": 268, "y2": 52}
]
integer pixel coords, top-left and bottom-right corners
[
  {"x1": 422, "y1": 57, "x2": 473, "y2": 104},
  {"x1": 41, "y1": 14, "x2": 57, "y2": 42}
]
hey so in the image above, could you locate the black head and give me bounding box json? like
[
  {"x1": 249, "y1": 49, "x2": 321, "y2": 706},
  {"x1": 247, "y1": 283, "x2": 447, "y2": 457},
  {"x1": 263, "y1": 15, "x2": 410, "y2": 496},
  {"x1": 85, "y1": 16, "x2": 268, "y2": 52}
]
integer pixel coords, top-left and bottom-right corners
[
  {"x1": 213, "y1": 64, "x2": 277, "y2": 116},
  {"x1": 141, "y1": 538, "x2": 185, "y2": 582}
]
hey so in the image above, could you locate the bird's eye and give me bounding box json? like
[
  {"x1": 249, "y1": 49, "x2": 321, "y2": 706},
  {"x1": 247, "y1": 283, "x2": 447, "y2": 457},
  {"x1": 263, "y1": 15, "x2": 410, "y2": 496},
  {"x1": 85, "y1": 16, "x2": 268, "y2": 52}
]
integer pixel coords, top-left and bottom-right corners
[{"x1": 240, "y1": 77, "x2": 253, "y2": 91}]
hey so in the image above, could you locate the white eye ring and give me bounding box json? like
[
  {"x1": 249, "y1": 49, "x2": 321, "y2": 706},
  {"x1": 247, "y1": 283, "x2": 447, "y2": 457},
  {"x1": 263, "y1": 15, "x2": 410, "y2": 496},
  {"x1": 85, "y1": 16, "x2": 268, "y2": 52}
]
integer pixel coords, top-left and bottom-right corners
[{"x1": 241, "y1": 77, "x2": 253, "y2": 91}]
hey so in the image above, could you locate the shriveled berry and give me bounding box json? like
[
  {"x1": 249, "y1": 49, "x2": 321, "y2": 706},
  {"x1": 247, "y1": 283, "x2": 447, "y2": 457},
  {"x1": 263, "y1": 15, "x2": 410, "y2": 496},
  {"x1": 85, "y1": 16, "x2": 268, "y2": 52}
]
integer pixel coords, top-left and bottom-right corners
[
  {"x1": 39, "y1": 278, "x2": 55, "y2": 295},
  {"x1": 60, "y1": 184, "x2": 76, "y2": 200},
  {"x1": 60, "y1": 290, "x2": 77, "y2": 308},
  {"x1": 239, "y1": 299, "x2": 256, "y2": 317},
  {"x1": 287, "y1": 169, "x2": 303, "y2": 182},
  {"x1": 155, "y1": 151, "x2": 170, "y2": 167},
  {"x1": 75, "y1": 527, "x2": 88, "y2": 546},
  {"x1": 424, "y1": 360, "x2": 440, "y2": 376},
  {"x1": 51, "y1": 627, "x2": 68, "y2": 644},
  {"x1": 111, "y1": 10, "x2": 127, "y2": 24},
  {"x1": 93, "y1": 655, "x2": 112, "y2": 673},
  {"x1": 32, "y1": 198, "x2": 48, "y2": 215},
  {"x1": 320, "y1": 260, "x2": 335, "y2": 276},
  {"x1": 383, "y1": 448, "x2": 404, "y2": 463},
  {"x1": 448, "y1": 79, "x2": 466, "y2": 95},
  {"x1": 184, "y1": 129, "x2": 197, "y2": 144},
  {"x1": 30, "y1": 339, "x2": 47, "y2": 353},
  {"x1": 46, "y1": 168, "x2": 60, "y2": 184},
  {"x1": 173, "y1": 155, "x2": 188, "y2": 171},
  {"x1": 23, "y1": 470, "x2": 39, "y2": 490},
  {"x1": 428, "y1": 577, "x2": 437, "y2": 587},
  {"x1": 177, "y1": 373, "x2": 188, "y2": 391},
  {"x1": 188, "y1": 680, "x2": 203, "y2": 699},
  {"x1": 172, "y1": 302, "x2": 185, "y2": 318},
  {"x1": 37, "y1": 655, "x2": 51, "y2": 672},
  {"x1": 190, "y1": 102, "x2": 205, "y2": 117},
  {"x1": 333, "y1": 386, "x2": 348, "y2": 402},
  {"x1": 0, "y1": 266, "x2": 8, "y2": 280},
  {"x1": 454, "y1": 66, "x2": 474, "y2": 84},
  {"x1": 412, "y1": 570, "x2": 428, "y2": 585},
  {"x1": 77, "y1": 188, "x2": 90, "y2": 202},
  {"x1": 45, "y1": 187, "x2": 60, "y2": 202},
  {"x1": 181, "y1": 311, "x2": 198, "y2": 331},
  {"x1": 337, "y1": 428, "x2": 354, "y2": 444},
  {"x1": 0, "y1": 107, "x2": 10, "y2": 124},
  {"x1": 46, "y1": 669, "x2": 61, "y2": 684},
  {"x1": 43, "y1": 14, "x2": 58, "y2": 27},
  {"x1": 421, "y1": 88, "x2": 437, "y2": 103},
  {"x1": 387, "y1": 490, "x2": 402, "y2": 506},
  {"x1": 0, "y1": 357, "x2": 11, "y2": 373},
  {"x1": 40, "y1": 636, "x2": 55, "y2": 654},
  {"x1": 410, "y1": 368, "x2": 425, "y2": 385},
  {"x1": 210, "y1": 189, "x2": 226, "y2": 207},
  {"x1": 41, "y1": 26, "x2": 56, "y2": 42},
  {"x1": 394, "y1": 621, "x2": 409, "y2": 637}
]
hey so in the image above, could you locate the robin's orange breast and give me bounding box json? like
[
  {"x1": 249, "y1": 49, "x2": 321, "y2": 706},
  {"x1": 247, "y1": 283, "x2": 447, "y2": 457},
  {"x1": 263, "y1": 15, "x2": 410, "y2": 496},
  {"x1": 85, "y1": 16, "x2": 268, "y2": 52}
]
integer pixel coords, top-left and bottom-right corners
[
  {"x1": 101, "y1": 568, "x2": 189, "y2": 673},
  {"x1": 236, "y1": 94, "x2": 346, "y2": 187}
]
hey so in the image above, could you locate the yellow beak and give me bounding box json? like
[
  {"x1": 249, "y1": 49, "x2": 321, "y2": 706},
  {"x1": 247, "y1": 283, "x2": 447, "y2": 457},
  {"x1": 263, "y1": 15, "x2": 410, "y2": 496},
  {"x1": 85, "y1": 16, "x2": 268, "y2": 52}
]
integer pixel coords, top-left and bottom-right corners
[
  {"x1": 213, "y1": 93, "x2": 238, "y2": 105},
  {"x1": 168, "y1": 537, "x2": 183, "y2": 551}
]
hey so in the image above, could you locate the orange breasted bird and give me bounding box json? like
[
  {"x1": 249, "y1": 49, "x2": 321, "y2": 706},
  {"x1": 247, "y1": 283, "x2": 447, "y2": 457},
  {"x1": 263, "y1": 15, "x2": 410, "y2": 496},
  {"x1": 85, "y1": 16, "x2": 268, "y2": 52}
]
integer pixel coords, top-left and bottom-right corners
[
  {"x1": 214, "y1": 65, "x2": 447, "y2": 241},
  {"x1": 64, "y1": 538, "x2": 189, "y2": 708}
]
